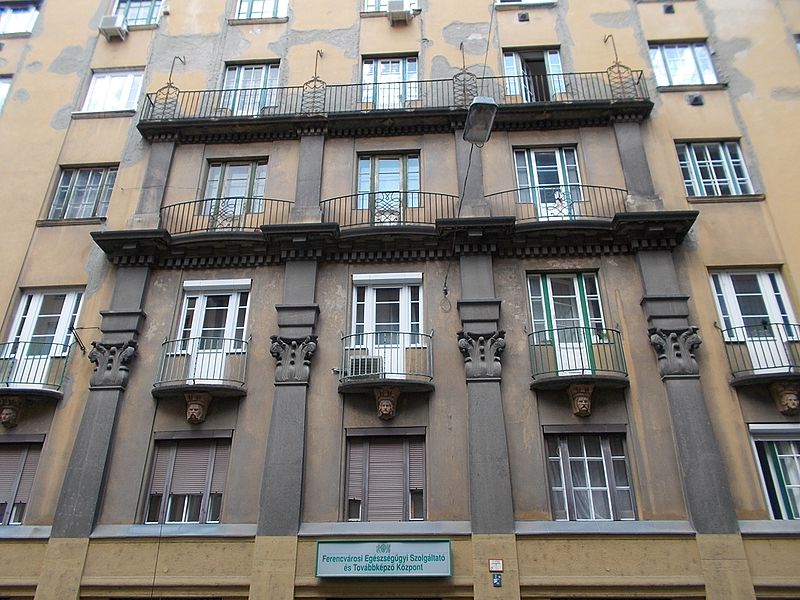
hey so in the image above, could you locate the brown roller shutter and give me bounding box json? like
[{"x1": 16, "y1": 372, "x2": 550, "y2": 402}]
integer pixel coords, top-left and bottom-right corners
[
  {"x1": 210, "y1": 440, "x2": 231, "y2": 494},
  {"x1": 148, "y1": 443, "x2": 171, "y2": 495},
  {"x1": 366, "y1": 438, "x2": 405, "y2": 521},
  {"x1": 0, "y1": 445, "x2": 24, "y2": 501},
  {"x1": 408, "y1": 437, "x2": 425, "y2": 491},
  {"x1": 14, "y1": 445, "x2": 41, "y2": 504},
  {"x1": 346, "y1": 439, "x2": 365, "y2": 502},
  {"x1": 170, "y1": 440, "x2": 211, "y2": 494}
]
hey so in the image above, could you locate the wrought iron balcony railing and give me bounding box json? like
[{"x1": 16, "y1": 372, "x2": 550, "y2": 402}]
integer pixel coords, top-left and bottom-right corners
[
  {"x1": 529, "y1": 327, "x2": 627, "y2": 381},
  {"x1": 0, "y1": 341, "x2": 73, "y2": 391},
  {"x1": 486, "y1": 184, "x2": 628, "y2": 223},
  {"x1": 719, "y1": 323, "x2": 800, "y2": 380},
  {"x1": 159, "y1": 197, "x2": 293, "y2": 235},
  {"x1": 140, "y1": 70, "x2": 649, "y2": 122},
  {"x1": 320, "y1": 191, "x2": 459, "y2": 229},
  {"x1": 154, "y1": 337, "x2": 249, "y2": 390},
  {"x1": 339, "y1": 331, "x2": 434, "y2": 385}
]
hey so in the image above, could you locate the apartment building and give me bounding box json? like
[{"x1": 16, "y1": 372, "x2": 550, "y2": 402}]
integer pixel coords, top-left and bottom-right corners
[{"x1": 0, "y1": 0, "x2": 799, "y2": 598}]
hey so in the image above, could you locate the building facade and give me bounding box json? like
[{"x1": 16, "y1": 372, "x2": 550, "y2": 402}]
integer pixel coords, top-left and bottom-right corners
[{"x1": 0, "y1": 0, "x2": 799, "y2": 598}]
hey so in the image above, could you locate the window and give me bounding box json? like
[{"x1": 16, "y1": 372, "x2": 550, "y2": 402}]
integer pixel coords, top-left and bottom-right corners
[
  {"x1": 81, "y1": 70, "x2": 143, "y2": 112},
  {"x1": 0, "y1": 443, "x2": 41, "y2": 525},
  {"x1": 145, "y1": 438, "x2": 231, "y2": 524},
  {"x1": 173, "y1": 280, "x2": 250, "y2": 381},
  {"x1": 348, "y1": 273, "x2": 423, "y2": 378},
  {"x1": 361, "y1": 57, "x2": 418, "y2": 109},
  {"x1": 529, "y1": 273, "x2": 605, "y2": 374},
  {"x1": 0, "y1": 2, "x2": 39, "y2": 35},
  {"x1": 649, "y1": 43, "x2": 717, "y2": 86},
  {"x1": 676, "y1": 142, "x2": 753, "y2": 197},
  {"x1": 546, "y1": 432, "x2": 635, "y2": 521},
  {"x1": 363, "y1": 0, "x2": 417, "y2": 11},
  {"x1": 357, "y1": 154, "x2": 420, "y2": 223},
  {"x1": 202, "y1": 161, "x2": 268, "y2": 226},
  {"x1": 503, "y1": 49, "x2": 564, "y2": 101},
  {"x1": 345, "y1": 434, "x2": 425, "y2": 521},
  {"x1": 752, "y1": 426, "x2": 800, "y2": 520},
  {"x1": 710, "y1": 271, "x2": 797, "y2": 371},
  {"x1": 4, "y1": 291, "x2": 82, "y2": 387},
  {"x1": 514, "y1": 147, "x2": 580, "y2": 219},
  {"x1": 235, "y1": 0, "x2": 287, "y2": 18},
  {"x1": 221, "y1": 63, "x2": 280, "y2": 116},
  {"x1": 48, "y1": 166, "x2": 117, "y2": 220},
  {"x1": 0, "y1": 76, "x2": 10, "y2": 111},
  {"x1": 114, "y1": 0, "x2": 162, "y2": 25}
]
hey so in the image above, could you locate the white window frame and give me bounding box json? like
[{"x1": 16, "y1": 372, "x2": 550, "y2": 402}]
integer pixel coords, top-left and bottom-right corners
[
  {"x1": 676, "y1": 141, "x2": 753, "y2": 197},
  {"x1": 221, "y1": 63, "x2": 280, "y2": 115},
  {"x1": 114, "y1": 0, "x2": 162, "y2": 25},
  {"x1": 361, "y1": 57, "x2": 419, "y2": 107},
  {"x1": 177, "y1": 279, "x2": 251, "y2": 350},
  {"x1": 202, "y1": 160, "x2": 268, "y2": 217},
  {"x1": 81, "y1": 70, "x2": 143, "y2": 112},
  {"x1": 356, "y1": 153, "x2": 420, "y2": 213},
  {"x1": 503, "y1": 49, "x2": 564, "y2": 100},
  {"x1": 235, "y1": 0, "x2": 288, "y2": 19},
  {"x1": 709, "y1": 271, "x2": 796, "y2": 341},
  {"x1": 0, "y1": 442, "x2": 42, "y2": 526},
  {"x1": 0, "y1": 2, "x2": 39, "y2": 35},
  {"x1": 363, "y1": 0, "x2": 417, "y2": 11},
  {"x1": 7, "y1": 290, "x2": 83, "y2": 353},
  {"x1": 0, "y1": 76, "x2": 11, "y2": 112},
  {"x1": 513, "y1": 147, "x2": 581, "y2": 215},
  {"x1": 649, "y1": 42, "x2": 717, "y2": 86},
  {"x1": 750, "y1": 424, "x2": 800, "y2": 520},
  {"x1": 351, "y1": 272, "x2": 423, "y2": 339},
  {"x1": 48, "y1": 166, "x2": 118, "y2": 220}
]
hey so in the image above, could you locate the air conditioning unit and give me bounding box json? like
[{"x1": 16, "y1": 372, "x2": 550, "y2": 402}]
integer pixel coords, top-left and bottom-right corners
[
  {"x1": 386, "y1": 0, "x2": 413, "y2": 25},
  {"x1": 349, "y1": 356, "x2": 383, "y2": 377},
  {"x1": 98, "y1": 14, "x2": 128, "y2": 41}
]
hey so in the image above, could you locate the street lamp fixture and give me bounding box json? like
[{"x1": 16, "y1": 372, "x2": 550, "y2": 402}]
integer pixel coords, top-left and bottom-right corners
[{"x1": 462, "y1": 96, "x2": 498, "y2": 146}]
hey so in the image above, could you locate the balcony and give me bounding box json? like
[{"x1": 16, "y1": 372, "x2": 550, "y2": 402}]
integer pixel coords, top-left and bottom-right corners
[
  {"x1": 320, "y1": 191, "x2": 459, "y2": 231},
  {"x1": 0, "y1": 341, "x2": 73, "y2": 400},
  {"x1": 338, "y1": 331, "x2": 434, "y2": 393},
  {"x1": 719, "y1": 323, "x2": 800, "y2": 386},
  {"x1": 137, "y1": 70, "x2": 651, "y2": 142},
  {"x1": 529, "y1": 327, "x2": 628, "y2": 390},
  {"x1": 485, "y1": 184, "x2": 628, "y2": 223},
  {"x1": 160, "y1": 197, "x2": 293, "y2": 235},
  {"x1": 152, "y1": 337, "x2": 249, "y2": 399}
]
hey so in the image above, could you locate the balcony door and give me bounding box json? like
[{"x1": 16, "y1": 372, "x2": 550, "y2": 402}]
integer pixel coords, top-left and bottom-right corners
[
  {"x1": 357, "y1": 154, "x2": 420, "y2": 225},
  {"x1": 503, "y1": 49, "x2": 564, "y2": 102},
  {"x1": 362, "y1": 57, "x2": 418, "y2": 109},
  {"x1": 222, "y1": 63, "x2": 279, "y2": 116},
  {"x1": 514, "y1": 148, "x2": 581, "y2": 220},
  {"x1": 202, "y1": 161, "x2": 267, "y2": 229},
  {"x1": 529, "y1": 274, "x2": 604, "y2": 375},
  {"x1": 711, "y1": 272, "x2": 796, "y2": 373},
  {"x1": 352, "y1": 276, "x2": 422, "y2": 379},
  {"x1": 178, "y1": 290, "x2": 249, "y2": 383},
  {"x1": 5, "y1": 291, "x2": 81, "y2": 387}
]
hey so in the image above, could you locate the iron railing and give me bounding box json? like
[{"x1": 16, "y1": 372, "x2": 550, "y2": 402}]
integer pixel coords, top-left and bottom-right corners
[
  {"x1": 159, "y1": 197, "x2": 293, "y2": 235},
  {"x1": 154, "y1": 337, "x2": 249, "y2": 388},
  {"x1": 0, "y1": 341, "x2": 73, "y2": 391},
  {"x1": 339, "y1": 331, "x2": 434, "y2": 384},
  {"x1": 321, "y1": 191, "x2": 459, "y2": 229},
  {"x1": 486, "y1": 184, "x2": 628, "y2": 222},
  {"x1": 528, "y1": 327, "x2": 627, "y2": 380},
  {"x1": 140, "y1": 71, "x2": 649, "y2": 122},
  {"x1": 719, "y1": 323, "x2": 800, "y2": 378}
]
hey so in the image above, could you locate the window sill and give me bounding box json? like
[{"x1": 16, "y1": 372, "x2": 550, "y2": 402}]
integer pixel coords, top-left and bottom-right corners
[
  {"x1": 227, "y1": 16, "x2": 288, "y2": 25},
  {"x1": 36, "y1": 217, "x2": 106, "y2": 227},
  {"x1": 686, "y1": 193, "x2": 764, "y2": 204},
  {"x1": 0, "y1": 525, "x2": 51, "y2": 539},
  {"x1": 127, "y1": 23, "x2": 159, "y2": 30},
  {"x1": 495, "y1": 1, "x2": 557, "y2": 9},
  {"x1": 656, "y1": 83, "x2": 727, "y2": 93},
  {"x1": 515, "y1": 520, "x2": 694, "y2": 535},
  {"x1": 0, "y1": 31, "x2": 33, "y2": 39},
  {"x1": 91, "y1": 523, "x2": 257, "y2": 538},
  {"x1": 71, "y1": 109, "x2": 137, "y2": 119},
  {"x1": 739, "y1": 520, "x2": 800, "y2": 536},
  {"x1": 299, "y1": 520, "x2": 472, "y2": 537}
]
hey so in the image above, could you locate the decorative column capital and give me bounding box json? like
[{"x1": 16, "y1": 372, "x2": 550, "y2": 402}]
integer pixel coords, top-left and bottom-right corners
[
  {"x1": 769, "y1": 382, "x2": 800, "y2": 416},
  {"x1": 270, "y1": 335, "x2": 318, "y2": 383},
  {"x1": 88, "y1": 340, "x2": 137, "y2": 389},
  {"x1": 648, "y1": 327, "x2": 702, "y2": 377},
  {"x1": 457, "y1": 330, "x2": 506, "y2": 379}
]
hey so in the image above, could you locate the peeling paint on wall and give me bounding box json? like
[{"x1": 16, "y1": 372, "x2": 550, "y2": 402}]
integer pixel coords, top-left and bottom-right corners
[
  {"x1": 84, "y1": 247, "x2": 110, "y2": 296},
  {"x1": 12, "y1": 89, "x2": 30, "y2": 102},
  {"x1": 591, "y1": 11, "x2": 634, "y2": 29},
  {"x1": 48, "y1": 44, "x2": 93, "y2": 75},
  {"x1": 770, "y1": 87, "x2": 800, "y2": 101},
  {"x1": 442, "y1": 22, "x2": 489, "y2": 55},
  {"x1": 26, "y1": 61, "x2": 43, "y2": 72},
  {"x1": 50, "y1": 105, "x2": 74, "y2": 130}
]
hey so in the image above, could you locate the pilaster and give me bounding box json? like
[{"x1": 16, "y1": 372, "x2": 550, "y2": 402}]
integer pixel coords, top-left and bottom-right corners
[
  {"x1": 291, "y1": 133, "x2": 325, "y2": 222},
  {"x1": 455, "y1": 129, "x2": 488, "y2": 216}
]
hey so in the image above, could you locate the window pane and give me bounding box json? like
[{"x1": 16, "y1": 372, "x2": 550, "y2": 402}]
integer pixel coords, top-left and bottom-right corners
[{"x1": 145, "y1": 494, "x2": 162, "y2": 523}]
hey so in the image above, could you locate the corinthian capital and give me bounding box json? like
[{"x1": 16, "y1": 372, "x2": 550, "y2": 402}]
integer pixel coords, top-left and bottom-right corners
[
  {"x1": 649, "y1": 327, "x2": 702, "y2": 377},
  {"x1": 88, "y1": 340, "x2": 137, "y2": 389},
  {"x1": 270, "y1": 335, "x2": 318, "y2": 383},
  {"x1": 457, "y1": 330, "x2": 506, "y2": 379}
]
